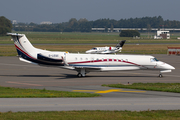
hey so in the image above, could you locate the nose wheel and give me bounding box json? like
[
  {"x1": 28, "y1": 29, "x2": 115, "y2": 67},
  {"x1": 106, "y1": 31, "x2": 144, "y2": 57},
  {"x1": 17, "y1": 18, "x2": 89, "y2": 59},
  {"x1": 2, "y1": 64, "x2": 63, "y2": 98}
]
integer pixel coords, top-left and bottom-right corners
[{"x1": 159, "y1": 74, "x2": 163, "y2": 78}]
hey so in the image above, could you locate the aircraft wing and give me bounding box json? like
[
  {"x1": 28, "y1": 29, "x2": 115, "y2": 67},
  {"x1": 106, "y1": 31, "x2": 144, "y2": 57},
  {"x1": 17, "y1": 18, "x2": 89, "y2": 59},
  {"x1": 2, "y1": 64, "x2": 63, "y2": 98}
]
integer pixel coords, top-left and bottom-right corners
[
  {"x1": 100, "y1": 50, "x2": 113, "y2": 54},
  {"x1": 61, "y1": 65, "x2": 101, "y2": 71},
  {"x1": 74, "y1": 66, "x2": 101, "y2": 71}
]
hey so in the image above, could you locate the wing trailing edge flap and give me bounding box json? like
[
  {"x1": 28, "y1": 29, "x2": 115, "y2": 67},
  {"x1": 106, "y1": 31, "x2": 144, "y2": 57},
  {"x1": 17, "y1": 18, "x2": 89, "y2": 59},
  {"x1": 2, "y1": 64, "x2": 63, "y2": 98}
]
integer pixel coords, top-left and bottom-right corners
[{"x1": 74, "y1": 66, "x2": 101, "y2": 71}]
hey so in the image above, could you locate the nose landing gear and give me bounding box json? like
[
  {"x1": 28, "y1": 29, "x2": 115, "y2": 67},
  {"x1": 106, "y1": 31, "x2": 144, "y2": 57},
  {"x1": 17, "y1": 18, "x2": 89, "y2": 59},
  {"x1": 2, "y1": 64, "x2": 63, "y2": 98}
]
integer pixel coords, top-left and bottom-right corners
[
  {"x1": 159, "y1": 70, "x2": 172, "y2": 78},
  {"x1": 159, "y1": 74, "x2": 163, "y2": 78}
]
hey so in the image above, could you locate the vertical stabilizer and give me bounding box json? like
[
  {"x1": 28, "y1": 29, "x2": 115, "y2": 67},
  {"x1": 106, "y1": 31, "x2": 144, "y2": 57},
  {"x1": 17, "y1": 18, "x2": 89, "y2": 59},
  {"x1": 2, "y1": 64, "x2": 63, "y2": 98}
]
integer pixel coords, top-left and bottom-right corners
[
  {"x1": 7, "y1": 33, "x2": 65, "y2": 66},
  {"x1": 116, "y1": 40, "x2": 126, "y2": 48},
  {"x1": 7, "y1": 33, "x2": 37, "y2": 58}
]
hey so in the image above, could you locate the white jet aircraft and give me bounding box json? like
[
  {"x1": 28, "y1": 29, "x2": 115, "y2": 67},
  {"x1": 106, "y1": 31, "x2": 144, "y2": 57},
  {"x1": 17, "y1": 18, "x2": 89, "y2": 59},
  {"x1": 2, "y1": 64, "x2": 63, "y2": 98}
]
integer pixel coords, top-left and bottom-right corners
[
  {"x1": 85, "y1": 40, "x2": 126, "y2": 54},
  {"x1": 7, "y1": 33, "x2": 175, "y2": 77}
]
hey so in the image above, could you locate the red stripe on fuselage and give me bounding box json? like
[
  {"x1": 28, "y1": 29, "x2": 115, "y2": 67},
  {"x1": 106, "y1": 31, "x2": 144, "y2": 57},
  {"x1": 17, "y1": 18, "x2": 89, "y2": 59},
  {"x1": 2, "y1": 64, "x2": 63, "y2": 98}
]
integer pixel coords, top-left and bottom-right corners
[
  {"x1": 14, "y1": 44, "x2": 147, "y2": 69},
  {"x1": 68, "y1": 59, "x2": 147, "y2": 68},
  {"x1": 15, "y1": 44, "x2": 35, "y2": 59}
]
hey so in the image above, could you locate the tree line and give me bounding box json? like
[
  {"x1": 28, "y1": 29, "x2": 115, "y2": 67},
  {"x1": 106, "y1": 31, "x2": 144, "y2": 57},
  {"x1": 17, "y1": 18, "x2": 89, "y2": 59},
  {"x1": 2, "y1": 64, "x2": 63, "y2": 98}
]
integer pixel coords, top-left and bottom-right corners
[
  {"x1": 119, "y1": 30, "x2": 140, "y2": 37},
  {"x1": 1, "y1": 16, "x2": 180, "y2": 34},
  {"x1": 13, "y1": 16, "x2": 180, "y2": 32},
  {"x1": 0, "y1": 16, "x2": 12, "y2": 35}
]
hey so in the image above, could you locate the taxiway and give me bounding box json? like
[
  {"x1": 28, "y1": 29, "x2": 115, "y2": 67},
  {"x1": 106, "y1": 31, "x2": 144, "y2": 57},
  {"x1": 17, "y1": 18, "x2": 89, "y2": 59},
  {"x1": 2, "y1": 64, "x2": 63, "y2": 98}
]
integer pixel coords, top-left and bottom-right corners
[{"x1": 0, "y1": 54, "x2": 180, "y2": 112}]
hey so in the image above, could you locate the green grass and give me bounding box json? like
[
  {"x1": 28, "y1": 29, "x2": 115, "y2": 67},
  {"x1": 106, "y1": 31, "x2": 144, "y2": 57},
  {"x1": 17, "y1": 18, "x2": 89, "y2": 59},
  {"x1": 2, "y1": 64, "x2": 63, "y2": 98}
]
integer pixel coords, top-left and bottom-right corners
[
  {"x1": 1, "y1": 110, "x2": 180, "y2": 120},
  {"x1": 0, "y1": 86, "x2": 100, "y2": 98},
  {"x1": 1, "y1": 44, "x2": 179, "y2": 56},
  {"x1": 1, "y1": 32, "x2": 180, "y2": 44},
  {"x1": 102, "y1": 83, "x2": 180, "y2": 93},
  {"x1": 1, "y1": 32, "x2": 180, "y2": 56}
]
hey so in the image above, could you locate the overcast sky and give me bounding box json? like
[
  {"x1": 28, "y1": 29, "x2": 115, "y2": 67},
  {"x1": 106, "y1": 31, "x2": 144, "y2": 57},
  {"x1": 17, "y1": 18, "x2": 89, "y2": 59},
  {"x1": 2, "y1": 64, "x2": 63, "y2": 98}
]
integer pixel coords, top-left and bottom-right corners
[{"x1": 1, "y1": 0, "x2": 180, "y2": 24}]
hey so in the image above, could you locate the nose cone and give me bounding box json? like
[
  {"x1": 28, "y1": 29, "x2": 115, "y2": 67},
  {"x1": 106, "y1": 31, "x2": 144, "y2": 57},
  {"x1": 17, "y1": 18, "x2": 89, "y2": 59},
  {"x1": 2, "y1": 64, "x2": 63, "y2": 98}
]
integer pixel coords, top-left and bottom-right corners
[
  {"x1": 157, "y1": 62, "x2": 175, "y2": 70},
  {"x1": 85, "y1": 50, "x2": 90, "y2": 54},
  {"x1": 167, "y1": 64, "x2": 175, "y2": 70},
  {"x1": 86, "y1": 50, "x2": 96, "y2": 54},
  {"x1": 162, "y1": 63, "x2": 175, "y2": 70}
]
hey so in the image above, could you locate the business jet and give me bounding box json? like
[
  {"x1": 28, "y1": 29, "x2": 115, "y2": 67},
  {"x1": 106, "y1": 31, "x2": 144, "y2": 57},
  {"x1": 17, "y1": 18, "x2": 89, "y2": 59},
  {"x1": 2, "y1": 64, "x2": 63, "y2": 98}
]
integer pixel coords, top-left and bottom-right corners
[
  {"x1": 7, "y1": 33, "x2": 175, "y2": 77},
  {"x1": 85, "y1": 40, "x2": 126, "y2": 54}
]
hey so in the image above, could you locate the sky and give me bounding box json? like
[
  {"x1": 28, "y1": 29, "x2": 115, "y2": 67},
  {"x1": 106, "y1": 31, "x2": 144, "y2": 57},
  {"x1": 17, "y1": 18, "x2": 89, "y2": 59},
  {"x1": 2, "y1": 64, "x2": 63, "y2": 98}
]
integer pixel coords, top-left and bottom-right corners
[{"x1": 1, "y1": 0, "x2": 180, "y2": 24}]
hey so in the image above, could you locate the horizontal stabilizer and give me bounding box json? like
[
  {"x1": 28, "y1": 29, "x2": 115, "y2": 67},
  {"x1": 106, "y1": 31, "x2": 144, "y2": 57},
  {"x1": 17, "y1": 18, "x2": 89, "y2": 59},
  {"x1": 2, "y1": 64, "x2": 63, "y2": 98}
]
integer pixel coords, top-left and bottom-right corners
[{"x1": 7, "y1": 33, "x2": 24, "y2": 37}]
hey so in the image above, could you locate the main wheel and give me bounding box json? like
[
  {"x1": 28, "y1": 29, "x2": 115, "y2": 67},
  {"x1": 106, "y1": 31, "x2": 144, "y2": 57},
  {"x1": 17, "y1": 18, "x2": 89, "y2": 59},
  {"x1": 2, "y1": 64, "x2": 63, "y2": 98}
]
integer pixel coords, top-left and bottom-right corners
[{"x1": 77, "y1": 73, "x2": 82, "y2": 77}]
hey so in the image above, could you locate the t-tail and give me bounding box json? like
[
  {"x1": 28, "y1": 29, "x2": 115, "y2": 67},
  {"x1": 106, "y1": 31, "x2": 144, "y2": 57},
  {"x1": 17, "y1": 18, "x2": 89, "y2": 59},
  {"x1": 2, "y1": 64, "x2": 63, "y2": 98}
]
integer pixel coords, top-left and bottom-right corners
[
  {"x1": 115, "y1": 40, "x2": 126, "y2": 52},
  {"x1": 7, "y1": 33, "x2": 65, "y2": 66},
  {"x1": 7, "y1": 33, "x2": 39, "y2": 58},
  {"x1": 116, "y1": 40, "x2": 126, "y2": 48}
]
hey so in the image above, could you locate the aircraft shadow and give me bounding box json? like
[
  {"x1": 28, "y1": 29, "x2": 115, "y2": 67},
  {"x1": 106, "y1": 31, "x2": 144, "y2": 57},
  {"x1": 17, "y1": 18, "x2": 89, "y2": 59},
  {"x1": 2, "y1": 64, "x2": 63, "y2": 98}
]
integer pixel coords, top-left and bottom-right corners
[
  {"x1": 0, "y1": 74, "x2": 158, "y2": 79},
  {"x1": 0, "y1": 75, "x2": 62, "y2": 78},
  {"x1": 58, "y1": 74, "x2": 158, "y2": 79}
]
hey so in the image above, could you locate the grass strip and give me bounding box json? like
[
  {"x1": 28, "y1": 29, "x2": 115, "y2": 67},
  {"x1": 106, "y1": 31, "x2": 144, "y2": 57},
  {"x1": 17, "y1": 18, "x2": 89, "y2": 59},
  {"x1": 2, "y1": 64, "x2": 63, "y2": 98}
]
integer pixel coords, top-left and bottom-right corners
[
  {"x1": 0, "y1": 86, "x2": 100, "y2": 98},
  {"x1": 1, "y1": 32, "x2": 180, "y2": 44},
  {"x1": 102, "y1": 83, "x2": 180, "y2": 93},
  {"x1": 1, "y1": 44, "x2": 180, "y2": 56},
  {"x1": 0, "y1": 110, "x2": 180, "y2": 120}
]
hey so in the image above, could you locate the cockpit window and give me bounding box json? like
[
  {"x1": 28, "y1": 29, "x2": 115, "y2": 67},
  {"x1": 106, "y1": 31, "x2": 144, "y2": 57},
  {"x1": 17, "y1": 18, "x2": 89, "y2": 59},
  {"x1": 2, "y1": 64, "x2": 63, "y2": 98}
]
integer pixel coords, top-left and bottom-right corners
[
  {"x1": 154, "y1": 58, "x2": 159, "y2": 61},
  {"x1": 150, "y1": 58, "x2": 159, "y2": 62},
  {"x1": 91, "y1": 48, "x2": 97, "y2": 50}
]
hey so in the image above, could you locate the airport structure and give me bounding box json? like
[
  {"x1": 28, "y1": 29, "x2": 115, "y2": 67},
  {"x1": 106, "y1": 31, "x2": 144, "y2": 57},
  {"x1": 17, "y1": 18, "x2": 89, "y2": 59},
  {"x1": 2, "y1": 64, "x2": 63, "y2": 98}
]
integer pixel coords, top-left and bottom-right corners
[
  {"x1": 40, "y1": 21, "x2": 52, "y2": 25},
  {"x1": 91, "y1": 28, "x2": 180, "y2": 32},
  {"x1": 154, "y1": 30, "x2": 170, "y2": 39},
  {"x1": 167, "y1": 47, "x2": 180, "y2": 55},
  {"x1": 12, "y1": 20, "x2": 17, "y2": 24}
]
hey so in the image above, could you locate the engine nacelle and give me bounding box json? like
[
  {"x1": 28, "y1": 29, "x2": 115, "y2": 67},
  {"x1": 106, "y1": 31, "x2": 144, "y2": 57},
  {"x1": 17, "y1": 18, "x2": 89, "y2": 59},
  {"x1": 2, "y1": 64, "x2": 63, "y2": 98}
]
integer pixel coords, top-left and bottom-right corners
[{"x1": 37, "y1": 51, "x2": 66, "y2": 63}]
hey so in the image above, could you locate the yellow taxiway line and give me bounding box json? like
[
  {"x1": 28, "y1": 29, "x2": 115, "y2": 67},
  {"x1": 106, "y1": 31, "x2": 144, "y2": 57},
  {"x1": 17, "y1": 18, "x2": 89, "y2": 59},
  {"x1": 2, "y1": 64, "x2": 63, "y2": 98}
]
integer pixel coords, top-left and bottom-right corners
[{"x1": 73, "y1": 89, "x2": 146, "y2": 93}]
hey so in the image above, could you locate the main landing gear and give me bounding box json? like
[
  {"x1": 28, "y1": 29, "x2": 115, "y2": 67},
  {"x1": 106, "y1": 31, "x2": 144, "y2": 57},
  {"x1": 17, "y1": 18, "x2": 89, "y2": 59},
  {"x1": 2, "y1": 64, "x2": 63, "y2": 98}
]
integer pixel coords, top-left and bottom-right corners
[
  {"x1": 77, "y1": 73, "x2": 83, "y2": 77},
  {"x1": 77, "y1": 73, "x2": 86, "y2": 77},
  {"x1": 77, "y1": 68, "x2": 86, "y2": 77}
]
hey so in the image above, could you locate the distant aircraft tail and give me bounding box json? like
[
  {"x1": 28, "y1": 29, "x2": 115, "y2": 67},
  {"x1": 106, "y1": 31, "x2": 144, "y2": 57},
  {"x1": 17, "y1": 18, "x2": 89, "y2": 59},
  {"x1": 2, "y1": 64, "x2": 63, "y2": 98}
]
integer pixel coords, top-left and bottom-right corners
[{"x1": 116, "y1": 40, "x2": 126, "y2": 48}]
